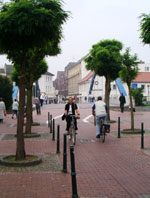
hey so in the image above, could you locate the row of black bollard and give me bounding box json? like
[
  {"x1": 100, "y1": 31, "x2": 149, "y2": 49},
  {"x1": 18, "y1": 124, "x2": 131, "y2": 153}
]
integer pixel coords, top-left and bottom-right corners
[
  {"x1": 48, "y1": 113, "x2": 78, "y2": 198},
  {"x1": 48, "y1": 113, "x2": 60, "y2": 152},
  {"x1": 62, "y1": 134, "x2": 78, "y2": 197},
  {"x1": 118, "y1": 117, "x2": 145, "y2": 150}
]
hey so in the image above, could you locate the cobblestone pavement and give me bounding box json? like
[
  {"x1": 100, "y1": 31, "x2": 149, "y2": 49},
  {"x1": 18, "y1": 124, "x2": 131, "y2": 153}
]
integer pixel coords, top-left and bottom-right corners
[{"x1": 0, "y1": 104, "x2": 150, "y2": 198}]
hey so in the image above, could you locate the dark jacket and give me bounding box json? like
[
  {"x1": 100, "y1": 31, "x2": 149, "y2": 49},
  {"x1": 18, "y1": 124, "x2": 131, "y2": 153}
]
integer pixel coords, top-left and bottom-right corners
[
  {"x1": 65, "y1": 102, "x2": 78, "y2": 115},
  {"x1": 119, "y1": 95, "x2": 126, "y2": 104}
]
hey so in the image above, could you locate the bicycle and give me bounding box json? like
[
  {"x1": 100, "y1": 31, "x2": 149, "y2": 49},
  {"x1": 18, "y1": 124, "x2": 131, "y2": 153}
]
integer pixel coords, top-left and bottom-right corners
[
  {"x1": 69, "y1": 115, "x2": 76, "y2": 145},
  {"x1": 99, "y1": 117, "x2": 106, "y2": 142},
  {"x1": 99, "y1": 117, "x2": 110, "y2": 142}
]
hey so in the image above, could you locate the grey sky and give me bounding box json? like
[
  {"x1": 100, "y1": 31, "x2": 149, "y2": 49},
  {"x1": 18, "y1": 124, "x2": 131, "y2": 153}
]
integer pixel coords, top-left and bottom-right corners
[{"x1": 0, "y1": 0, "x2": 150, "y2": 78}]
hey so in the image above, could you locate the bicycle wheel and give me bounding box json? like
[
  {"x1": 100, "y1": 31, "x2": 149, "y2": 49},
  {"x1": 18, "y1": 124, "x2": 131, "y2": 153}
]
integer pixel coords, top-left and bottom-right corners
[
  {"x1": 72, "y1": 129, "x2": 76, "y2": 145},
  {"x1": 69, "y1": 128, "x2": 72, "y2": 141},
  {"x1": 101, "y1": 126, "x2": 105, "y2": 143}
]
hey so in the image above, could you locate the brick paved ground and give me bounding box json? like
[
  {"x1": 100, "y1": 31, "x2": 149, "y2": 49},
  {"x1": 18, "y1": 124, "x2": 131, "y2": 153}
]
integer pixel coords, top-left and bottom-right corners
[{"x1": 0, "y1": 104, "x2": 150, "y2": 198}]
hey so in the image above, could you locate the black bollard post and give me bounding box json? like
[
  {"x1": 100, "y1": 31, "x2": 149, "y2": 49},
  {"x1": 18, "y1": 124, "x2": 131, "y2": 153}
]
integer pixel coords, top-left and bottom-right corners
[
  {"x1": 56, "y1": 125, "x2": 60, "y2": 154},
  {"x1": 118, "y1": 117, "x2": 120, "y2": 138},
  {"x1": 52, "y1": 119, "x2": 55, "y2": 141},
  {"x1": 50, "y1": 115, "x2": 52, "y2": 133},
  {"x1": 50, "y1": 114, "x2": 52, "y2": 121},
  {"x1": 48, "y1": 112, "x2": 50, "y2": 127},
  {"x1": 63, "y1": 134, "x2": 67, "y2": 173},
  {"x1": 141, "y1": 122, "x2": 144, "y2": 149},
  {"x1": 70, "y1": 145, "x2": 78, "y2": 198}
]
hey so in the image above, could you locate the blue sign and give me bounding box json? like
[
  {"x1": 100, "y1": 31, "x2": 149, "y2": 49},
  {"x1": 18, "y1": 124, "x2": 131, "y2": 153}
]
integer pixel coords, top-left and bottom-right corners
[
  {"x1": 12, "y1": 86, "x2": 19, "y2": 99},
  {"x1": 132, "y1": 83, "x2": 137, "y2": 88}
]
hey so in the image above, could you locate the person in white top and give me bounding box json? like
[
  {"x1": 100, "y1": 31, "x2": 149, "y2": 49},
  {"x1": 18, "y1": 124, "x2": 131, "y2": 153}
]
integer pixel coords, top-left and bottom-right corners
[
  {"x1": 12, "y1": 99, "x2": 19, "y2": 119},
  {"x1": 0, "y1": 98, "x2": 6, "y2": 123},
  {"x1": 92, "y1": 96, "x2": 107, "y2": 138},
  {"x1": 40, "y1": 93, "x2": 45, "y2": 107}
]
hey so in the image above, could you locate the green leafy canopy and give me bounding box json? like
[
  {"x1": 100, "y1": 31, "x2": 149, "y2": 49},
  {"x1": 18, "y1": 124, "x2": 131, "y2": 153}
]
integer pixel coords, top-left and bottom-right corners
[
  {"x1": 11, "y1": 58, "x2": 48, "y2": 85},
  {"x1": 85, "y1": 39, "x2": 123, "y2": 81},
  {"x1": 0, "y1": 0, "x2": 69, "y2": 59},
  {"x1": 139, "y1": 13, "x2": 150, "y2": 45},
  {"x1": 119, "y1": 48, "x2": 139, "y2": 85}
]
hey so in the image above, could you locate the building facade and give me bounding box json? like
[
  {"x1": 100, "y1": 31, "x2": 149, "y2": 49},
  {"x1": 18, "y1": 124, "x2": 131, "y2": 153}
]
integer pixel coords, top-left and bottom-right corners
[
  {"x1": 68, "y1": 61, "x2": 81, "y2": 99},
  {"x1": 78, "y1": 59, "x2": 150, "y2": 104},
  {"x1": 38, "y1": 72, "x2": 55, "y2": 97},
  {"x1": 64, "y1": 62, "x2": 76, "y2": 97},
  {"x1": 132, "y1": 72, "x2": 150, "y2": 101},
  {"x1": 53, "y1": 71, "x2": 67, "y2": 97},
  {"x1": 67, "y1": 56, "x2": 89, "y2": 101},
  {"x1": 0, "y1": 64, "x2": 13, "y2": 78}
]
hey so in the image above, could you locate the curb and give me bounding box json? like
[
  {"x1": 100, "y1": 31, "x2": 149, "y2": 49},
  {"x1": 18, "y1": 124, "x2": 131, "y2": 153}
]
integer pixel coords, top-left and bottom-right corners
[{"x1": 0, "y1": 155, "x2": 42, "y2": 167}]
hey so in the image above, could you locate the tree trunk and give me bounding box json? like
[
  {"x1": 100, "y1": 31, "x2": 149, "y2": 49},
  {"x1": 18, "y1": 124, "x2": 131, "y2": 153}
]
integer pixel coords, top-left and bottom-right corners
[
  {"x1": 128, "y1": 83, "x2": 134, "y2": 130},
  {"x1": 104, "y1": 76, "x2": 111, "y2": 121},
  {"x1": 16, "y1": 77, "x2": 26, "y2": 160},
  {"x1": 25, "y1": 85, "x2": 32, "y2": 134}
]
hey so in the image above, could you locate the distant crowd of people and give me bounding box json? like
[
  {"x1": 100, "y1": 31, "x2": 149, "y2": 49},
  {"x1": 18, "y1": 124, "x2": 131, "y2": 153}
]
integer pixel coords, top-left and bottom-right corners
[
  {"x1": 0, "y1": 93, "x2": 51, "y2": 123},
  {"x1": 0, "y1": 92, "x2": 136, "y2": 125}
]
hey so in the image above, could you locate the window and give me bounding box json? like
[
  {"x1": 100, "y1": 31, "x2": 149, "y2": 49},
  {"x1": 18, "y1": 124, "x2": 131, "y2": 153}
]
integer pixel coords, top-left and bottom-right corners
[
  {"x1": 145, "y1": 67, "x2": 149, "y2": 71},
  {"x1": 141, "y1": 85, "x2": 145, "y2": 89},
  {"x1": 113, "y1": 84, "x2": 116, "y2": 90}
]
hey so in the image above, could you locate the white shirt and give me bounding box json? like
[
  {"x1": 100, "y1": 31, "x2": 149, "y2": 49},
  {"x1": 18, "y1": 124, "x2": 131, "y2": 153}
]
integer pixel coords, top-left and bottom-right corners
[
  {"x1": 12, "y1": 101, "x2": 19, "y2": 110},
  {"x1": 40, "y1": 94, "x2": 45, "y2": 100},
  {"x1": 95, "y1": 100, "x2": 106, "y2": 116},
  {"x1": 68, "y1": 105, "x2": 73, "y2": 115}
]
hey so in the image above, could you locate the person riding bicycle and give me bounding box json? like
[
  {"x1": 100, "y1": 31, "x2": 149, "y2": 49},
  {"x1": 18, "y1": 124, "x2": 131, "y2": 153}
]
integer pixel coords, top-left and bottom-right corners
[
  {"x1": 92, "y1": 96, "x2": 108, "y2": 138},
  {"x1": 64, "y1": 97, "x2": 79, "y2": 135}
]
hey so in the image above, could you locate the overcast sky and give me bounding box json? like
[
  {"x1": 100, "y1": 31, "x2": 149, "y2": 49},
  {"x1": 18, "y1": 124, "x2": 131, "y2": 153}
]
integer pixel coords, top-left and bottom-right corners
[{"x1": 0, "y1": 0, "x2": 150, "y2": 78}]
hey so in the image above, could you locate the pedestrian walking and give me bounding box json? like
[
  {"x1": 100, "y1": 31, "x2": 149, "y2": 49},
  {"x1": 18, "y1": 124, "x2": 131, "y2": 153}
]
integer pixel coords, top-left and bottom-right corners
[
  {"x1": 33, "y1": 97, "x2": 41, "y2": 115},
  {"x1": 12, "y1": 99, "x2": 19, "y2": 119},
  {"x1": 119, "y1": 93, "x2": 126, "y2": 113},
  {"x1": 45, "y1": 95, "x2": 49, "y2": 104},
  {"x1": 0, "y1": 98, "x2": 6, "y2": 123},
  {"x1": 40, "y1": 93, "x2": 45, "y2": 107}
]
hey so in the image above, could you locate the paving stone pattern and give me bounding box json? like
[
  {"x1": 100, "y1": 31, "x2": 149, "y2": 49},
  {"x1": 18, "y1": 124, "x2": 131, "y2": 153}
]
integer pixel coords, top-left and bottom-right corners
[{"x1": 0, "y1": 104, "x2": 150, "y2": 198}]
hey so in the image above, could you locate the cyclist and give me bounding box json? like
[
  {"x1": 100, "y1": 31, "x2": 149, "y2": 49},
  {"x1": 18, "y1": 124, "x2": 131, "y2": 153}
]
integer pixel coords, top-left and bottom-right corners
[
  {"x1": 64, "y1": 97, "x2": 80, "y2": 135},
  {"x1": 92, "y1": 96, "x2": 107, "y2": 138}
]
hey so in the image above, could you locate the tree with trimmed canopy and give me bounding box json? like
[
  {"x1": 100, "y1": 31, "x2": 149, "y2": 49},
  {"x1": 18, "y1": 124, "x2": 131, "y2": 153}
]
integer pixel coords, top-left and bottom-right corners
[
  {"x1": 0, "y1": 0, "x2": 68, "y2": 160},
  {"x1": 85, "y1": 39, "x2": 123, "y2": 121},
  {"x1": 119, "y1": 48, "x2": 139, "y2": 130},
  {"x1": 11, "y1": 59, "x2": 48, "y2": 135}
]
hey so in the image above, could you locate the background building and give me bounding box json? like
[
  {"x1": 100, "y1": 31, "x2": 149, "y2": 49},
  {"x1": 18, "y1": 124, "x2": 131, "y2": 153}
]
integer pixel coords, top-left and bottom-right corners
[
  {"x1": 38, "y1": 72, "x2": 55, "y2": 97},
  {"x1": 0, "y1": 64, "x2": 13, "y2": 78},
  {"x1": 53, "y1": 71, "x2": 66, "y2": 97},
  {"x1": 64, "y1": 62, "x2": 76, "y2": 97}
]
